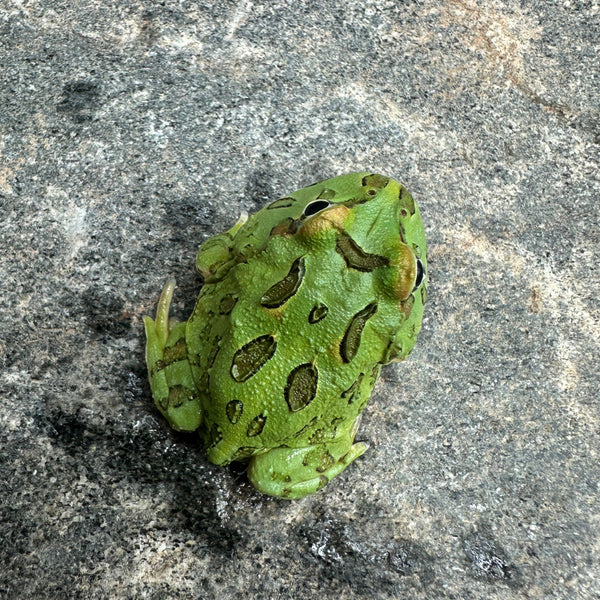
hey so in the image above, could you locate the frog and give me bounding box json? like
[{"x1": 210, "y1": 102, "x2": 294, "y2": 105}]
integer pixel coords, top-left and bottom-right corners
[{"x1": 144, "y1": 172, "x2": 427, "y2": 499}]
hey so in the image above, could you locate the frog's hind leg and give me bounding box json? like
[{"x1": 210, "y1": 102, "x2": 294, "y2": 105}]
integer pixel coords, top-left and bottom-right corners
[
  {"x1": 247, "y1": 418, "x2": 367, "y2": 499},
  {"x1": 144, "y1": 279, "x2": 202, "y2": 431}
]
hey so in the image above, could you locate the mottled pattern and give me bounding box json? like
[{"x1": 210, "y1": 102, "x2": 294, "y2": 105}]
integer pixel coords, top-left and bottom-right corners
[
  {"x1": 246, "y1": 414, "x2": 267, "y2": 437},
  {"x1": 260, "y1": 257, "x2": 306, "y2": 308},
  {"x1": 266, "y1": 196, "x2": 296, "y2": 210},
  {"x1": 230, "y1": 335, "x2": 277, "y2": 382},
  {"x1": 285, "y1": 363, "x2": 319, "y2": 412},
  {"x1": 3, "y1": 1, "x2": 598, "y2": 596},
  {"x1": 145, "y1": 173, "x2": 427, "y2": 498},
  {"x1": 225, "y1": 400, "x2": 243, "y2": 424},
  {"x1": 308, "y1": 303, "x2": 329, "y2": 324},
  {"x1": 340, "y1": 303, "x2": 379, "y2": 363},
  {"x1": 335, "y1": 233, "x2": 389, "y2": 272}
]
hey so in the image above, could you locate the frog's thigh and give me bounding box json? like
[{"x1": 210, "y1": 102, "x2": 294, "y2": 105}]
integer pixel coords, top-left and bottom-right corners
[
  {"x1": 144, "y1": 285, "x2": 202, "y2": 432},
  {"x1": 247, "y1": 437, "x2": 368, "y2": 500}
]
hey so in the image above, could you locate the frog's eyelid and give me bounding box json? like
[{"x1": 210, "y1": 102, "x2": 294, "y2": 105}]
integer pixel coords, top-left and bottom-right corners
[{"x1": 301, "y1": 199, "x2": 332, "y2": 219}]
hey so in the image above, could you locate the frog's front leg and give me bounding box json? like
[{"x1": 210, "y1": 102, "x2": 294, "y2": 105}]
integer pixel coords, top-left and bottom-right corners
[
  {"x1": 144, "y1": 280, "x2": 202, "y2": 431},
  {"x1": 196, "y1": 212, "x2": 248, "y2": 282},
  {"x1": 247, "y1": 417, "x2": 368, "y2": 499}
]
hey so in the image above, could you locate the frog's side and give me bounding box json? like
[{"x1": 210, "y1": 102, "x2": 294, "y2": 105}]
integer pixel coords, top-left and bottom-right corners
[{"x1": 144, "y1": 172, "x2": 427, "y2": 499}]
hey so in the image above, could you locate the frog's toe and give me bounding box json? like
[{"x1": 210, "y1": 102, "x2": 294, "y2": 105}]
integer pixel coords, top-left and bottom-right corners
[
  {"x1": 247, "y1": 441, "x2": 368, "y2": 500},
  {"x1": 151, "y1": 278, "x2": 177, "y2": 346}
]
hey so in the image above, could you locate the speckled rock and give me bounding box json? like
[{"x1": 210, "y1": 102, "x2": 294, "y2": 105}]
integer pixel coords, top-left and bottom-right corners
[{"x1": 1, "y1": 1, "x2": 599, "y2": 599}]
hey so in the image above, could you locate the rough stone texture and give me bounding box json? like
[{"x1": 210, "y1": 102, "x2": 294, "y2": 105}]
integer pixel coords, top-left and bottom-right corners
[{"x1": 1, "y1": 1, "x2": 599, "y2": 599}]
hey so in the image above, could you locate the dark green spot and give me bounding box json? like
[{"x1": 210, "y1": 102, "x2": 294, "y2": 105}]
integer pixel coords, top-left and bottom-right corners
[
  {"x1": 335, "y1": 233, "x2": 389, "y2": 272},
  {"x1": 398, "y1": 186, "x2": 416, "y2": 216},
  {"x1": 163, "y1": 338, "x2": 187, "y2": 364},
  {"x1": 370, "y1": 364, "x2": 381, "y2": 384},
  {"x1": 219, "y1": 294, "x2": 237, "y2": 315},
  {"x1": 188, "y1": 350, "x2": 201, "y2": 367},
  {"x1": 167, "y1": 385, "x2": 196, "y2": 409},
  {"x1": 198, "y1": 372, "x2": 209, "y2": 393},
  {"x1": 342, "y1": 196, "x2": 369, "y2": 208},
  {"x1": 302, "y1": 447, "x2": 335, "y2": 473},
  {"x1": 340, "y1": 303, "x2": 378, "y2": 363},
  {"x1": 231, "y1": 446, "x2": 257, "y2": 461},
  {"x1": 231, "y1": 334, "x2": 277, "y2": 382},
  {"x1": 226, "y1": 400, "x2": 243, "y2": 424},
  {"x1": 247, "y1": 414, "x2": 266, "y2": 437},
  {"x1": 401, "y1": 295, "x2": 415, "y2": 319},
  {"x1": 195, "y1": 313, "x2": 214, "y2": 344},
  {"x1": 285, "y1": 363, "x2": 318, "y2": 412},
  {"x1": 206, "y1": 423, "x2": 223, "y2": 447},
  {"x1": 308, "y1": 303, "x2": 328, "y2": 324},
  {"x1": 157, "y1": 393, "x2": 168, "y2": 411},
  {"x1": 361, "y1": 173, "x2": 390, "y2": 190},
  {"x1": 293, "y1": 415, "x2": 319, "y2": 438},
  {"x1": 309, "y1": 427, "x2": 336, "y2": 444},
  {"x1": 267, "y1": 196, "x2": 296, "y2": 209},
  {"x1": 341, "y1": 373, "x2": 364, "y2": 404},
  {"x1": 316, "y1": 450, "x2": 336, "y2": 473},
  {"x1": 206, "y1": 335, "x2": 221, "y2": 368},
  {"x1": 150, "y1": 359, "x2": 166, "y2": 378},
  {"x1": 330, "y1": 416, "x2": 344, "y2": 429},
  {"x1": 261, "y1": 257, "x2": 305, "y2": 309},
  {"x1": 309, "y1": 429, "x2": 326, "y2": 444}
]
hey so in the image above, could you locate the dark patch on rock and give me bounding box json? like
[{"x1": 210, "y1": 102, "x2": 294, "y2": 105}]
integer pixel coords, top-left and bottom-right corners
[{"x1": 56, "y1": 80, "x2": 102, "y2": 123}]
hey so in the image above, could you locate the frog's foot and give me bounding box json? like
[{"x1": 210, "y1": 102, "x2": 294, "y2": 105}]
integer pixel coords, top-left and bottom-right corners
[
  {"x1": 247, "y1": 432, "x2": 368, "y2": 499},
  {"x1": 144, "y1": 279, "x2": 202, "y2": 431}
]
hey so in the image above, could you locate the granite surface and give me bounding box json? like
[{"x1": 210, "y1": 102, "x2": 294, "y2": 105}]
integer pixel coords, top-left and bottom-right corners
[{"x1": 1, "y1": 1, "x2": 599, "y2": 599}]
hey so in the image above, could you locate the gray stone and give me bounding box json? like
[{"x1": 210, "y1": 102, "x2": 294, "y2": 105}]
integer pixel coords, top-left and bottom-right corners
[{"x1": 1, "y1": 1, "x2": 598, "y2": 598}]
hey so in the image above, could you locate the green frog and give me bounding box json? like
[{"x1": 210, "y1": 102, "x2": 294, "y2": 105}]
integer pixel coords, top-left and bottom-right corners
[{"x1": 144, "y1": 172, "x2": 427, "y2": 499}]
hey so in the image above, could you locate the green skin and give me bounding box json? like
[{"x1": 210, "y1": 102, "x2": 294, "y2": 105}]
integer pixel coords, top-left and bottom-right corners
[{"x1": 145, "y1": 172, "x2": 427, "y2": 499}]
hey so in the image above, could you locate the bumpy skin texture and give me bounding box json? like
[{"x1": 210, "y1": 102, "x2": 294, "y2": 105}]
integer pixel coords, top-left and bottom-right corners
[{"x1": 144, "y1": 172, "x2": 427, "y2": 499}]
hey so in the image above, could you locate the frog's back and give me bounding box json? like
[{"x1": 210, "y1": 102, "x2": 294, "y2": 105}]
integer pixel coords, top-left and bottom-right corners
[{"x1": 190, "y1": 173, "x2": 426, "y2": 465}]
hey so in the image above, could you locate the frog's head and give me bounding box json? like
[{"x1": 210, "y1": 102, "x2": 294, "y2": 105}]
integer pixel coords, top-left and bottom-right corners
[{"x1": 293, "y1": 172, "x2": 428, "y2": 362}]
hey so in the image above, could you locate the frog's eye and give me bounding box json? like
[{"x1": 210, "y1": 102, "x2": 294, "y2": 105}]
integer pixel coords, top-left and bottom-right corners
[
  {"x1": 413, "y1": 258, "x2": 425, "y2": 290},
  {"x1": 302, "y1": 199, "x2": 333, "y2": 219}
]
